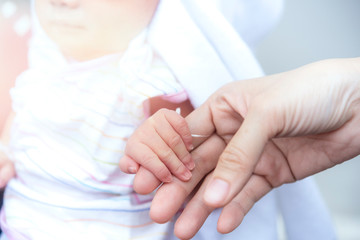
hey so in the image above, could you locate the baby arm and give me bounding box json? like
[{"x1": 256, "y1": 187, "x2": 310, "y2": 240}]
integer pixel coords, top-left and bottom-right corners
[
  {"x1": 0, "y1": 111, "x2": 16, "y2": 188},
  {"x1": 120, "y1": 109, "x2": 195, "y2": 183}
]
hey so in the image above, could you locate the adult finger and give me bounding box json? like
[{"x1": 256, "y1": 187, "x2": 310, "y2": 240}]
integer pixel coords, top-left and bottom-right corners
[
  {"x1": 203, "y1": 107, "x2": 270, "y2": 207},
  {"x1": 175, "y1": 174, "x2": 272, "y2": 237},
  {"x1": 217, "y1": 137, "x2": 297, "y2": 234},
  {"x1": 185, "y1": 102, "x2": 215, "y2": 147},
  {"x1": 217, "y1": 175, "x2": 272, "y2": 234},
  {"x1": 133, "y1": 166, "x2": 161, "y2": 195},
  {"x1": 174, "y1": 140, "x2": 286, "y2": 238},
  {"x1": 174, "y1": 172, "x2": 215, "y2": 239},
  {"x1": 150, "y1": 134, "x2": 226, "y2": 223}
]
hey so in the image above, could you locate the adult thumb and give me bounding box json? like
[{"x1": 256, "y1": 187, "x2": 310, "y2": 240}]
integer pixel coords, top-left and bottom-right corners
[{"x1": 203, "y1": 110, "x2": 270, "y2": 208}]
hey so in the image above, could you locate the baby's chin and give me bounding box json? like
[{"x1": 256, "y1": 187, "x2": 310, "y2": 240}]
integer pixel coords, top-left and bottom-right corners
[
  {"x1": 58, "y1": 43, "x2": 118, "y2": 62},
  {"x1": 45, "y1": 31, "x2": 106, "y2": 61},
  {"x1": 61, "y1": 48, "x2": 108, "y2": 62}
]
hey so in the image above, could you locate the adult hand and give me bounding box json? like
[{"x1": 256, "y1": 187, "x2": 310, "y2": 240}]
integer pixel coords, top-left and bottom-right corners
[
  {"x1": 185, "y1": 57, "x2": 360, "y2": 233},
  {"x1": 147, "y1": 57, "x2": 360, "y2": 238},
  {"x1": 133, "y1": 134, "x2": 227, "y2": 240}
]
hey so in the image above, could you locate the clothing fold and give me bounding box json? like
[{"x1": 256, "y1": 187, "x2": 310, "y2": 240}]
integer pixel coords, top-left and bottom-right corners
[
  {"x1": 1, "y1": 0, "x2": 336, "y2": 239},
  {"x1": 150, "y1": 0, "x2": 336, "y2": 239}
]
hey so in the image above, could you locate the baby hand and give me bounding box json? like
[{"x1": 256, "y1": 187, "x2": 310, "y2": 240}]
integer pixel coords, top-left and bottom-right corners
[
  {"x1": 120, "y1": 109, "x2": 195, "y2": 183},
  {"x1": 0, "y1": 152, "x2": 15, "y2": 188}
]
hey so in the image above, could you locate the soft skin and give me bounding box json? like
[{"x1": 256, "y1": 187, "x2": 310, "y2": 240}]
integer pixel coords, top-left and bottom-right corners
[
  {"x1": 132, "y1": 57, "x2": 360, "y2": 239},
  {"x1": 35, "y1": 0, "x2": 159, "y2": 61}
]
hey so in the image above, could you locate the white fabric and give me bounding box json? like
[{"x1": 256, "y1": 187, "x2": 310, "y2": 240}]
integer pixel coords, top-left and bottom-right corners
[
  {"x1": 276, "y1": 178, "x2": 336, "y2": 240},
  {"x1": 149, "y1": 0, "x2": 264, "y2": 108},
  {"x1": 150, "y1": 0, "x2": 336, "y2": 239},
  {"x1": 3, "y1": 33, "x2": 180, "y2": 240},
  {"x1": 1, "y1": 0, "x2": 336, "y2": 239}
]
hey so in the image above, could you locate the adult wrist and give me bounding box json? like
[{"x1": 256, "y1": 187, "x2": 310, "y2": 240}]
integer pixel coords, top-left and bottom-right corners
[
  {"x1": 346, "y1": 57, "x2": 360, "y2": 108},
  {"x1": 323, "y1": 57, "x2": 360, "y2": 109}
]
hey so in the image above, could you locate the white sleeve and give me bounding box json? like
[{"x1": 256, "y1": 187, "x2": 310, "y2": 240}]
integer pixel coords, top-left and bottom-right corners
[{"x1": 211, "y1": 0, "x2": 284, "y2": 48}]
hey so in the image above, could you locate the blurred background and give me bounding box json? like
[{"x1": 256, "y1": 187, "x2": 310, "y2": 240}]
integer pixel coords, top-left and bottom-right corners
[
  {"x1": 256, "y1": 0, "x2": 360, "y2": 239},
  {"x1": 1, "y1": 0, "x2": 360, "y2": 239},
  {"x1": 0, "y1": 0, "x2": 30, "y2": 132}
]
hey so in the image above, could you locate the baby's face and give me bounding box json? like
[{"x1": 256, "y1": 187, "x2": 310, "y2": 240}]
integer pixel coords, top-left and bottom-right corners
[{"x1": 35, "y1": 0, "x2": 159, "y2": 61}]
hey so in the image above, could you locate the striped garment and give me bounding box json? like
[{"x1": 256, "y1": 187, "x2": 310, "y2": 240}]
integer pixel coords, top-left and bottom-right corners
[{"x1": 1, "y1": 32, "x2": 184, "y2": 240}]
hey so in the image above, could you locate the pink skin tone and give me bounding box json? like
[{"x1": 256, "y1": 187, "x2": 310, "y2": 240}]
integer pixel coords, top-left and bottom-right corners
[
  {"x1": 35, "y1": 0, "x2": 159, "y2": 61},
  {"x1": 121, "y1": 58, "x2": 360, "y2": 239},
  {"x1": 0, "y1": 155, "x2": 15, "y2": 189},
  {"x1": 119, "y1": 109, "x2": 195, "y2": 183}
]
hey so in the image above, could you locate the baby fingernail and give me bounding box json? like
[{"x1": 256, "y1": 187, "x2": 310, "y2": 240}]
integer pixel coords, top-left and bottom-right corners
[
  {"x1": 186, "y1": 161, "x2": 195, "y2": 170},
  {"x1": 128, "y1": 167, "x2": 138, "y2": 174},
  {"x1": 189, "y1": 144, "x2": 194, "y2": 151},
  {"x1": 164, "y1": 175, "x2": 173, "y2": 183},
  {"x1": 183, "y1": 170, "x2": 192, "y2": 180}
]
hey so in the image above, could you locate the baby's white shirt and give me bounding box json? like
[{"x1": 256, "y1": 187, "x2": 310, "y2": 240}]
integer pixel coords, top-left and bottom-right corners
[
  {"x1": 2, "y1": 31, "x2": 183, "y2": 240},
  {"x1": 1, "y1": 0, "x2": 336, "y2": 239}
]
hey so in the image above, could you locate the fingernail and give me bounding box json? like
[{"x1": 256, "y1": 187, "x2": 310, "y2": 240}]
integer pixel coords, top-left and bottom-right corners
[
  {"x1": 182, "y1": 170, "x2": 192, "y2": 181},
  {"x1": 128, "y1": 167, "x2": 138, "y2": 174},
  {"x1": 164, "y1": 174, "x2": 173, "y2": 183},
  {"x1": 204, "y1": 178, "x2": 229, "y2": 205},
  {"x1": 189, "y1": 144, "x2": 194, "y2": 151},
  {"x1": 186, "y1": 161, "x2": 195, "y2": 170}
]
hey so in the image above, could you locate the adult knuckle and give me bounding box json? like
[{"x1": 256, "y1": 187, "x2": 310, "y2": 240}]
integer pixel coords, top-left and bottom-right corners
[
  {"x1": 242, "y1": 186, "x2": 258, "y2": 204},
  {"x1": 211, "y1": 92, "x2": 227, "y2": 108},
  {"x1": 232, "y1": 198, "x2": 248, "y2": 218},
  {"x1": 220, "y1": 146, "x2": 251, "y2": 171},
  {"x1": 191, "y1": 151, "x2": 213, "y2": 175}
]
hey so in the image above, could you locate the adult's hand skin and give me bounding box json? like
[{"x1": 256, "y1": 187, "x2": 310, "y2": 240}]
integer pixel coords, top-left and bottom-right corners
[
  {"x1": 196, "y1": 57, "x2": 360, "y2": 207},
  {"x1": 135, "y1": 57, "x2": 360, "y2": 239}
]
